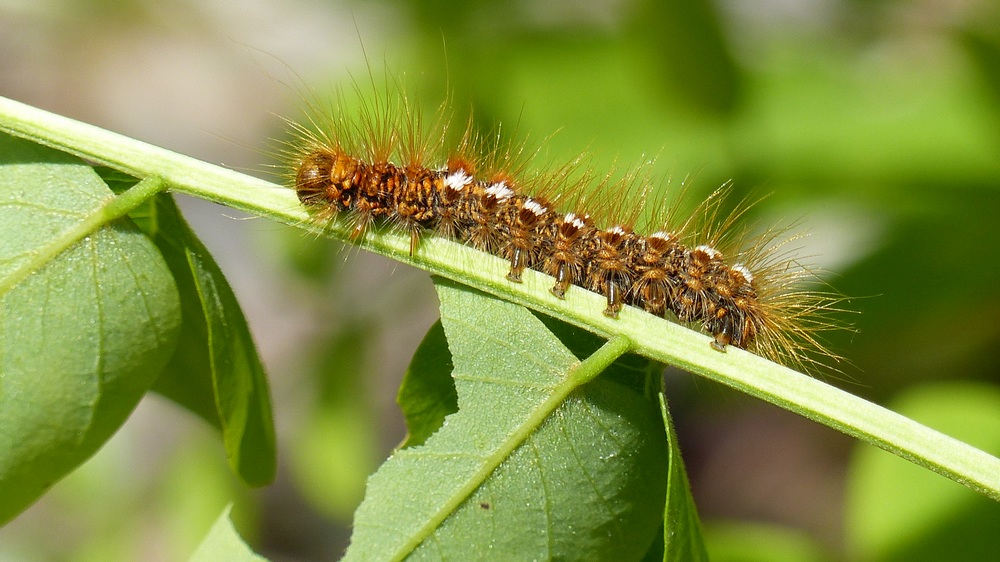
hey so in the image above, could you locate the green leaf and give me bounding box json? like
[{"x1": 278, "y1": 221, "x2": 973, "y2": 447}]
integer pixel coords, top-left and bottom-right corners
[
  {"x1": 345, "y1": 278, "x2": 668, "y2": 560},
  {"x1": 64, "y1": 164, "x2": 275, "y2": 488},
  {"x1": 660, "y1": 394, "x2": 709, "y2": 562},
  {"x1": 396, "y1": 319, "x2": 458, "y2": 449},
  {"x1": 188, "y1": 505, "x2": 269, "y2": 562},
  {"x1": 0, "y1": 133, "x2": 181, "y2": 523},
  {"x1": 846, "y1": 381, "x2": 1000, "y2": 562},
  {"x1": 146, "y1": 193, "x2": 277, "y2": 487}
]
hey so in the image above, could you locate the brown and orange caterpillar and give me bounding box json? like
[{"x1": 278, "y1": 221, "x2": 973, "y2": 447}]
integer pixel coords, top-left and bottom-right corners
[{"x1": 283, "y1": 87, "x2": 843, "y2": 371}]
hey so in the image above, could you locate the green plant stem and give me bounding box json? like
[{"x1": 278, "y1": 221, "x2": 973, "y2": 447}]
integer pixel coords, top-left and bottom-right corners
[{"x1": 1, "y1": 94, "x2": 998, "y2": 501}]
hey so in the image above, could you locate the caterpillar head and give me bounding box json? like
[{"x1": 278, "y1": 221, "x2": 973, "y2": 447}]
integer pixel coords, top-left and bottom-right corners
[{"x1": 295, "y1": 150, "x2": 359, "y2": 211}]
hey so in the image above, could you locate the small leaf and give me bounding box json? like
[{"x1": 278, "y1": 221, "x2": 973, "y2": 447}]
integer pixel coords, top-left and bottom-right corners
[
  {"x1": 397, "y1": 319, "x2": 458, "y2": 449},
  {"x1": 345, "y1": 278, "x2": 668, "y2": 560},
  {"x1": 146, "y1": 193, "x2": 277, "y2": 487},
  {"x1": 188, "y1": 505, "x2": 269, "y2": 562},
  {"x1": 0, "y1": 133, "x2": 181, "y2": 523},
  {"x1": 659, "y1": 394, "x2": 709, "y2": 562}
]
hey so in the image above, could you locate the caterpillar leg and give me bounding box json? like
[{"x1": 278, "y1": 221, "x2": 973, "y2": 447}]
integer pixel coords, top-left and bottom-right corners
[
  {"x1": 603, "y1": 279, "x2": 623, "y2": 318},
  {"x1": 506, "y1": 247, "x2": 525, "y2": 282},
  {"x1": 711, "y1": 331, "x2": 731, "y2": 352},
  {"x1": 550, "y1": 263, "x2": 572, "y2": 298}
]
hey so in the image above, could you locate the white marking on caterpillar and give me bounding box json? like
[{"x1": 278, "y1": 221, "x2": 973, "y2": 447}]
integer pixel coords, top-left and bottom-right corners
[
  {"x1": 695, "y1": 245, "x2": 721, "y2": 259},
  {"x1": 565, "y1": 213, "x2": 586, "y2": 229},
  {"x1": 445, "y1": 170, "x2": 473, "y2": 190},
  {"x1": 733, "y1": 264, "x2": 754, "y2": 284},
  {"x1": 485, "y1": 181, "x2": 514, "y2": 201},
  {"x1": 523, "y1": 199, "x2": 547, "y2": 216}
]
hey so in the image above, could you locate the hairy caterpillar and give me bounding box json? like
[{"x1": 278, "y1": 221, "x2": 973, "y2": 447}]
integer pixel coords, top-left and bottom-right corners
[{"x1": 282, "y1": 85, "x2": 842, "y2": 371}]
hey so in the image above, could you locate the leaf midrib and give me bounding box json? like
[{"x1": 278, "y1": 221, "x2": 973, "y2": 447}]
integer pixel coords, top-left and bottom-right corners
[
  {"x1": 0, "y1": 176, "x2": 167, "y2": 297},
  {"x1": 379, "y1": 335, "x2": 634, "y2": 561}
]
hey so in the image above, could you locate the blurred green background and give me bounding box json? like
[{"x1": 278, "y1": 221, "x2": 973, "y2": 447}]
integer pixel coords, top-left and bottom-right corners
[{"x1": 1, "y1": 0, "x2": 999, "y2": 560}]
